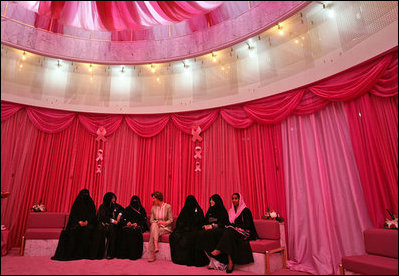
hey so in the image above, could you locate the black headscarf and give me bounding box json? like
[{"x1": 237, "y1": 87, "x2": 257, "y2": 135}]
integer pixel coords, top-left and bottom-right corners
[
  {"x1": 123, "y1": 195, "x2": 148, "y2": 232},
  {"x1": 175, "y1": 195, "x2": 204, "y2": 232},
  {"x1": 98, "y1": 192, "x2": 123, "y2": 224},
  {"x1": 129, "y1": 195, "x2": 142, "y2": 210},
  {"x1": 66, "y1": 189, "x2": 97, "y2": 230},
  {"x1": 103, "y1": 192, "x2": 116, "y2": 209},
  {"x1": 204, "y1": 194, "x2": 229, "y2": 227}
]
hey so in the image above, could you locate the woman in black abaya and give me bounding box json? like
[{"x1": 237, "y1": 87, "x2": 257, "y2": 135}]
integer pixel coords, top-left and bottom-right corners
[
  {"x1": 117, "y1": 195, "x2": 148, "y2": 260},
  {"x1": 210, "y1": 193, "x2": 258, "y2": 273},
  {"x1": 169, "y1": 195, "x2": 208, "y2": 267},
  {"x1": 196, "y1": 194, "x2": 230, "y2": 267},
  {"x1": 52, "y1": 189, "x2": 97, "y2": 260},
  {"x1": 90, "y1": 192, "x2": 124, "y2": 259}
]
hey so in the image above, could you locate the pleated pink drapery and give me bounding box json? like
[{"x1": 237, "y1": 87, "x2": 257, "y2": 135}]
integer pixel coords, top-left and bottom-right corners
[
  {"x1": 345, "y1": 94, "x2": 398, "y2": 228},
  {"x1": 281, "y1": 102, "x2": 374, "y2": 274}
]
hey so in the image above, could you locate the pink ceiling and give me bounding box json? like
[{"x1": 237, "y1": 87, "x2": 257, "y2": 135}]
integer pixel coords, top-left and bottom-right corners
[
  {"x1": 13, "y1": 1, "x2": 224, "y2": 31},
  {"x1": 2, "y1": 1, "x2": 310, "y2": 63}
]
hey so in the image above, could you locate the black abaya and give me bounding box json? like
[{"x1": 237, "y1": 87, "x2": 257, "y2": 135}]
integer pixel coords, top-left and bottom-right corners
[
  {"x1": 52, "y1": 189, "x2": 97, "y2": 261},
  {"x1": 215, "y1": 208, "x2": 258, "y2": 265},
  {"x1": 169, "y1": 195, "x2": 208, "y2": 267},
  {"x1": 90, "y1": 192, "x2": 124, "y2": 259},
  {"x1": 117, "y1": 195, "x2": 148, "y2": 260},
  {"x1": 196, "y1": 194, "x2": 229, "y2": 264}
]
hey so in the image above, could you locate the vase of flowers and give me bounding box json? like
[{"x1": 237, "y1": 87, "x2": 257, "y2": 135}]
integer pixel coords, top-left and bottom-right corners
[
  {"x1": 262, "y1": 207, "x2": 284, "y2": 223},
  {"x1": 384, "y1": 209, "x2": 398, "y2": 230},
  {"x1": 31, "y1": 200, "x2": 46, "y2": 212}
]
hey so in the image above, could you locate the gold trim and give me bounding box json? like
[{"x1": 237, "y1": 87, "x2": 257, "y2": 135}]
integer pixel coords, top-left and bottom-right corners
[
  {"x1": 49, "y1": 17, "x2": 54, "y2": 32},
  {"x1": 3, "y1": 1, "x2": 9, "y2": 17},
  {"x1": 19, "y1": 236, "x2": 25, "y2": 256},
  {"x1": 339, "y1": 264, "x2": 345, "y2": 275}
]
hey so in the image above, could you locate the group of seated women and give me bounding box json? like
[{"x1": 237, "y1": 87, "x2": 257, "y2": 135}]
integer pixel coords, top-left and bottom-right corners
[{"x1": 51, "y1": 189, "x2": 258, "y2": 274}]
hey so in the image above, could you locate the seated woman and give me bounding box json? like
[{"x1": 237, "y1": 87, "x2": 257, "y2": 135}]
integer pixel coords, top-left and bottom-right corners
[
  {"x1": 169, "y1": 195, "x2": 208, "y2": 267},
  {"x1": 52, "y1": 189, "x2": 97, "y2": 260},
  {"x1": 118, "y1": 195, "x2": 148, "y2": 260},
  {"x1": 210, "y1": 193, "x2": 258, "y2": 273},
  {"x1": 196, "y1": 194, "x2": 229, "y2": 269},
  {"x1": 90, "y1": 192, "x2": 124, "y2": 259},
  {"x1": 147, "y1": 191, "x2": 173, "y2": 262}
]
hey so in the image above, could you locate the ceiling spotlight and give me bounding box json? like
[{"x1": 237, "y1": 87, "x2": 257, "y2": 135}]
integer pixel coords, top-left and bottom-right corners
[
  {"x1": 22, "y1": 51, "x2": 26, "y2": 61},
  {"x1": 151, "y1": 64, "x2": 156, "y2": 73},
  {"x1": 89, "y1": 64, "x2": 93, "y2": 72}
]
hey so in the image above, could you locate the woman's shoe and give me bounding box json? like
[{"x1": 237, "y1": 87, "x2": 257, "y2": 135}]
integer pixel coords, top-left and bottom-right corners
[
  {"x1": 148, "y1": 252, "x2": 156, "y2": 262},
  {"x1": 226, "y1": 264, "x2": 234, "y2": 274}
]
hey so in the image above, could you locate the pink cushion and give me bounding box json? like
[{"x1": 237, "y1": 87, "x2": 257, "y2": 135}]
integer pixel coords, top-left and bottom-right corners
[
  {"x1": 142, "y1": 232, "x2": 170, "y2": 243},
  {"x1": 342, "y1": 254, "x2": 398, "y2": 275},
  {"x1": 364, "y1": 229, "x2": 398, "y2": 259},
  {"x1": 250, "y1": 239, "x2": 281, "y2": 253},
  {"x1": 26, "y1": 212, "x2": 67, "y2": 229},
  {"x1": 143, "y1": 232, "x2": 150, "y2": 242},
  {"x1": 254, "y1": 219, "x2": 280, "y2": 240},
  {"x1": 25, "y1": 228, "x2": 63, "y2": 239},
  {"x1": 159, "y1": 234, "x2": 170, "y2": 243}
]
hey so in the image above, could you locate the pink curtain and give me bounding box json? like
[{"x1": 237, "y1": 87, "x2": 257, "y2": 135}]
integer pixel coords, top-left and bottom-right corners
[
  {"x1": 1, "y1": 113, "x2": 284, "y2": 249},
  {"x1": 281, "y1": 102, "x2": 374, "y2": 275},
  {"x1": 345, "y1": 94, "x2": 398, "y2": 227}
]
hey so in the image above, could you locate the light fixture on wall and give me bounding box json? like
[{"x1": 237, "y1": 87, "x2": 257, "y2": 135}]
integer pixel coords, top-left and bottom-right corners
[
  {"x1": 151, "y1": 64, "x2": 156, "y2": 73},
  {"x1": 246, "y1": 42, "x2": 254, "y2": 50},
  {"x1": 22, "y1": 51, "x2": 26, "y2": 61},
  {"x1": 211, "y1": 52, "x2": 217, "y2": 63},
  {"x1": 277, "y1": 24, "x2": 284, "y2": 36},
  {"x1": 89, "y1": 64, "x2": 93, "y2": 72}
]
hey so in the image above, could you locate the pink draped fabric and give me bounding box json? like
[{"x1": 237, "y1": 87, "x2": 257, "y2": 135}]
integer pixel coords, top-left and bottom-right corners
[
  {"x1": 26, "y1": 106, "x2": 76, "y2": 134},
  {"x1": 1, "y1": 114, "x2": 284, "y2": 250},
  {"x1": 281, "y1": 102, "x2": 374, "y2": 275},
  {"x1": 125, "y1": 114, "x2": 170, "y2": 138},
  {"x1": 16, "y1": 1, "x2": 224, "y2": 31},
  {"x1": 0, "y1": 102, "x2": 23, "y2": 121},
  {"x1": 171, "y1": 110, "x2": 219, "y2": 134},
  {"x1": 309, "y1": 53, "x2": 395, "y2": 100},
  {"x1": 345, "y1": 94, "x2": 398, "y2": 227},
  {"x1": 78, "y1": 114, "x2": 123, "y2": 136}
]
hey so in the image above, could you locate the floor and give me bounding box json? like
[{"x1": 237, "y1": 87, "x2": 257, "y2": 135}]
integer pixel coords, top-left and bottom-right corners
[{"x1": 1, "y1": 248, "x2": 312, "y2": 275}]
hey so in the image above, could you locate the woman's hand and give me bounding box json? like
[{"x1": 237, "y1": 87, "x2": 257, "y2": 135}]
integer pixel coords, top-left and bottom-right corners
[
  {"x1": 78, "y1": 221, "x2": 88, "y2": 227},
  {"x1": 204, "y1": 225, "x2": 212, "y2": 231}
]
